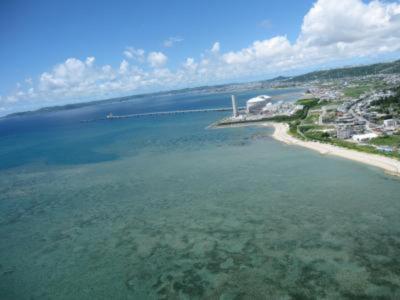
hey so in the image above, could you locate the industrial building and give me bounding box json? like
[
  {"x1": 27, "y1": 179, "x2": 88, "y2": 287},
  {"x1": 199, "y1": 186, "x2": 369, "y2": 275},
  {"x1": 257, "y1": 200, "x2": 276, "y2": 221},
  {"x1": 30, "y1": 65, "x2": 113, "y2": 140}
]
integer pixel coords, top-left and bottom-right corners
[
  {"x1": 383, "y1": 119, "x2": 398, "y2": 129},
  {"x1": 246, "y1": 95, "x2": 271, "y2": 114}
]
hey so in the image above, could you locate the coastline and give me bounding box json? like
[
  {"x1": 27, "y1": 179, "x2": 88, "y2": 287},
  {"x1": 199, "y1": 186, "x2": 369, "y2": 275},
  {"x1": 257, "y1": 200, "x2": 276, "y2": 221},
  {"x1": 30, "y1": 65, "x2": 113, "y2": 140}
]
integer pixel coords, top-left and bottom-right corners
[{"x1": 266, "y1": 122, "x2": 400, "y2": 177}]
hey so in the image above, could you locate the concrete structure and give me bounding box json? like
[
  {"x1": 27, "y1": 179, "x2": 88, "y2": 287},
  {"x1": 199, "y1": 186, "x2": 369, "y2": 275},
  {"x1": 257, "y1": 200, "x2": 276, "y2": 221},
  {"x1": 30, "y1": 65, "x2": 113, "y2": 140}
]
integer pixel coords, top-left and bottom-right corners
[
  {"x1": 319, "y1": 106, "x2": 336, "y2": 125},
  {"x1": 261, "y1": 101, "x2": 303, "y2": 116},
  {"x1": 352, "y1": 133, "x2": 378, "y2": 142},
  {"x1": 384, "y1": 119, "x2": 397, "y2": 129},
  {"x1": 246, "y1": 95, "x2": 271, "y2": 114},
  {"x1": 337, "y1": 126, "x2": 353, "y2": 139},
  {"x1": 231, "y1": 95, "x2": 238, "y2": 118}
]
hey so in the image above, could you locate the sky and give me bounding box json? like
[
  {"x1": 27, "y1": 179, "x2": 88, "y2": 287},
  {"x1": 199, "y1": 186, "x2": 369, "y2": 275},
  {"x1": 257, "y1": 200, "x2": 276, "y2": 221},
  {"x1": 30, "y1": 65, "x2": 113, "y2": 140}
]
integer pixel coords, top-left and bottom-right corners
[{"x1": 1, "y1": 0, "x2": 400, "y2": 114}]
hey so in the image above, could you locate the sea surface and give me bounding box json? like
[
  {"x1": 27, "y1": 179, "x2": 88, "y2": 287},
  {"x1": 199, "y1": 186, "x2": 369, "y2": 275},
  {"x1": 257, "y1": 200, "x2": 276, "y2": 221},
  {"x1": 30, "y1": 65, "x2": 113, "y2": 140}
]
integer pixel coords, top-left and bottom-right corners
[{"x1": 1, "y1": 88, "x2": 400, "y2": 299}]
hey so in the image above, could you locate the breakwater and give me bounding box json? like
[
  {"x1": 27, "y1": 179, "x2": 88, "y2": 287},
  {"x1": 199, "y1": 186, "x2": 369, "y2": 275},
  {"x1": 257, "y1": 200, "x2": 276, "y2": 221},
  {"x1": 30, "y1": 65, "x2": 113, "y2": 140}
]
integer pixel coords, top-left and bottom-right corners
[{"x1": 106, "y1": 107, "x2": 239, "y2": 119}]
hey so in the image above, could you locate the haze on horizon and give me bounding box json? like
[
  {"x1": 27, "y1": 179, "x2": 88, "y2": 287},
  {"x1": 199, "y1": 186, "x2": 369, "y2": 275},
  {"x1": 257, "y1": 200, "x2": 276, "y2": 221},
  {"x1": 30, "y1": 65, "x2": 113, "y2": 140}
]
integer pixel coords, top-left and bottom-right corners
[{"x1": 1, "y1": 0, "x2": 400, "y2": 115}]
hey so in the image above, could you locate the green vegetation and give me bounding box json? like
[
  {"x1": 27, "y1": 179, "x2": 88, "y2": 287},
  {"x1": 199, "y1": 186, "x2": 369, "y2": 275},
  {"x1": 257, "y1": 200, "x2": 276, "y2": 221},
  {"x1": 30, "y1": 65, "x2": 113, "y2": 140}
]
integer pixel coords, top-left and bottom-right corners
[
  {"x1": 296, "y1": 98, "x2": 320, "y2": 107},
  {"x1": 299, "y1": 125, "x2": 330, "y2": 140},
  {"x1": 267, "y1": 108, "x2": 306, "y2": 122},
  {"x1": 288, "y1": 121, "x2": 303, "y2": 139},
  {"x1": 303, "y1": 113, "x2": 319, "y2": 124},
  {"x1": 288, "y1": 59, "x2": 400, "y2": 82},
  {"x1": 285, "y1": 96, "x2": 400, "y2": 160},
  {"x1": 343, "y1": 85, "x2": 371, "y2": 98},
  {"x1": 370, "y1": 86, "x2": 400, "y2": 115},
  {"x1": 369, "y1": 133, "x2": 400, "y2": 148},
  {"x1": 329, "y1": 139, "x2": 400, "y2": 159},
  {"x1": 289, "y1": 122, "x2": 400, "y2": 159},
  {"x1": 296, "y1": 98, "x2": 330, "y2": 109}
]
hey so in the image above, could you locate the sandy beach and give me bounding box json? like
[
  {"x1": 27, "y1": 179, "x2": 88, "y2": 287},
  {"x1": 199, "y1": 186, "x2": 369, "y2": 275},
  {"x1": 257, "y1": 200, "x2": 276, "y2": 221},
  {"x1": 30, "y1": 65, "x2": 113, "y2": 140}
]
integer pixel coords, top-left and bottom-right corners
[{"x1": 267, "y1": 122, "x2": 400, "y2": 177}]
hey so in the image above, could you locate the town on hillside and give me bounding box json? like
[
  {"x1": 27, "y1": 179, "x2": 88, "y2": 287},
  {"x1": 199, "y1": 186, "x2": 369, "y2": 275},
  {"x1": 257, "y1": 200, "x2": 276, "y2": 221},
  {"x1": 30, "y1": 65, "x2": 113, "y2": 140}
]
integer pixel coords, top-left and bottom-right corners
[{"x1": 216, "y1": 70, "x2": 400, "y2": 157}]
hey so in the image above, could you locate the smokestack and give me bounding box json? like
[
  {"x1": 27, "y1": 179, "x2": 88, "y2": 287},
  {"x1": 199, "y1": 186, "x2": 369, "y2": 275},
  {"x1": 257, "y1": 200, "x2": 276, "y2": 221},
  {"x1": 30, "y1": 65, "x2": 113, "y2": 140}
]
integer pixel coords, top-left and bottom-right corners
[{"x1": 231, "y1": 95, "x2": 238, "y2": 117}]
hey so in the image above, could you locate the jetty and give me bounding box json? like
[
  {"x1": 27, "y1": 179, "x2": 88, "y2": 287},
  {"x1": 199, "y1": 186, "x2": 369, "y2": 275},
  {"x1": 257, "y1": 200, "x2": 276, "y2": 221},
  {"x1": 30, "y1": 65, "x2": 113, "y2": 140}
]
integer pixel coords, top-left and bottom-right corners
[{"x1": 105, "y1": 107, "x2": 240, "y2": 119}]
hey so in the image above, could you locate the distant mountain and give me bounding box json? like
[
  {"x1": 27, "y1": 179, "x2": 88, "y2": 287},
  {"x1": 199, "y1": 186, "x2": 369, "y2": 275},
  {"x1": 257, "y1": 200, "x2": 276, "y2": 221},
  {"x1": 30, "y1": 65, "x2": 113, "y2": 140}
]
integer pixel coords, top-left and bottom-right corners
[
  {"x1": 287, "y1": 60, "x2": 400, "y2": 82},
  {"x1": 4, "y1": 95, "x2": 143, "y2": 118},
  {"x1": 262, "y1": 75, "x2": 290, "y2": 82}
]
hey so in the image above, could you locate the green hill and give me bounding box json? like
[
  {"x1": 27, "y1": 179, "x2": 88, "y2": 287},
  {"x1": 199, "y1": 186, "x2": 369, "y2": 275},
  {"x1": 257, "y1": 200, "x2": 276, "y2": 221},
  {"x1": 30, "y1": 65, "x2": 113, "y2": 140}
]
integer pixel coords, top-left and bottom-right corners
[{"x1": 288, "y1": 60, "x2": 400, "y2": 82}]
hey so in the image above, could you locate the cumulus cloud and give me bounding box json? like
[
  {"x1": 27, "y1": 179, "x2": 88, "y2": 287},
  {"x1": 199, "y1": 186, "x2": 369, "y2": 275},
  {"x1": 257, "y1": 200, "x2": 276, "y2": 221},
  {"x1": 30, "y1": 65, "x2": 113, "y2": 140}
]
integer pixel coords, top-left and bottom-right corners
[
  {"x1": 147, "y1": 51, "x2": 168, "y2": 68},
  {"x1": 163, "y1": 36, "x2": 183, "y2": 48},
  {"x1": 85, "y1": 56, "x2": 95, "y2": 67},
  {"x1": 3, "y1": 0, "x2": 400, "y2": 115},
  {"x1": 119, "y1": 60, "x2": 129, "y2": 74},
  {"x1": 38, "y1": 58, "x2": 89, "y2": 93},
  {"x1": 218, "y1": 0, "x2": 400, "y2": 76},
  {"x1": 299, "y1": 0, "x2": 400, "y2": 48},
  {"x1": 211, "y1": 42, "x2": 220, "y2": 53},
  {"x1": 123, "y1": 47, "x2": 145, "y2": 62},
  {"x1": 183, "y1": 57, "x2": 198, "y2": 71},
  {"x1": 222, "y1": 36, "x2": 292, "y2": 64}
]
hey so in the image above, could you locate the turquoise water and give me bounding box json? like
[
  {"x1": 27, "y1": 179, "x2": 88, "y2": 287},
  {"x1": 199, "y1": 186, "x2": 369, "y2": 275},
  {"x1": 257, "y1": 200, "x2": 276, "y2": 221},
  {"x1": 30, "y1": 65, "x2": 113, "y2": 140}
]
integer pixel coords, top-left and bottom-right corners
[{"x1": 1, "y1": 88, "x2": 400, "y2": 299}]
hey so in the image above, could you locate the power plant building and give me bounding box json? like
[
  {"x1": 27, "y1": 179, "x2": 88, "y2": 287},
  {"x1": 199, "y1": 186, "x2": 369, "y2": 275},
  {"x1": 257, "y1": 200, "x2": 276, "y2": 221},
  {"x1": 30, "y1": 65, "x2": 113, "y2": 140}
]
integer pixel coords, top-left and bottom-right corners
[{"x1": 246, "y1": 95, "x2": 271, "y2": 114}]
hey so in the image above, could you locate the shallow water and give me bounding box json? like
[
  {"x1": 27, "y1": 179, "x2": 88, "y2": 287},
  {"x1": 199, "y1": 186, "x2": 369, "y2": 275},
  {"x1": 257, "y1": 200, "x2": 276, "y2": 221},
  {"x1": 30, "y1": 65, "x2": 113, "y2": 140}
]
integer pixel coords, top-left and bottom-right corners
[{"x1": 1, "y1": 88, "x2": 400, "y2": 299}]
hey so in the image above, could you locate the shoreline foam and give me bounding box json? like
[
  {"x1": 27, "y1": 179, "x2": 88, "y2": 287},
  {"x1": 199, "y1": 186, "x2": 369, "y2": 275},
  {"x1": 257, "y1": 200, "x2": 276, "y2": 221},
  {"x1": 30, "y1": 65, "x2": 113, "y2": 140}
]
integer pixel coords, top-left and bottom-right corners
[{"x1": 266, "y1": 122, "x2": 400, "y2": 177}]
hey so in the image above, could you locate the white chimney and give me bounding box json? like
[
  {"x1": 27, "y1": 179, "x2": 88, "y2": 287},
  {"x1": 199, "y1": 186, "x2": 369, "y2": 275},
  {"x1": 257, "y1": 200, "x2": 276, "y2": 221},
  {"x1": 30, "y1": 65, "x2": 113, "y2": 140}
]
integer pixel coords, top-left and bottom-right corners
[{"x1": 231, "y1": 95, "x2": 238, "y2": 117}]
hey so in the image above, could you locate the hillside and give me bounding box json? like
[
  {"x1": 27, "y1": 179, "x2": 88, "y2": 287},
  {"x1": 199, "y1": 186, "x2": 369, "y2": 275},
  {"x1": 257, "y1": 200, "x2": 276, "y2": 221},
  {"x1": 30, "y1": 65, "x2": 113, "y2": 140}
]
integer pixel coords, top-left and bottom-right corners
[{"x1": 288, "y1": 60, "x2": 400, "y2": 82}]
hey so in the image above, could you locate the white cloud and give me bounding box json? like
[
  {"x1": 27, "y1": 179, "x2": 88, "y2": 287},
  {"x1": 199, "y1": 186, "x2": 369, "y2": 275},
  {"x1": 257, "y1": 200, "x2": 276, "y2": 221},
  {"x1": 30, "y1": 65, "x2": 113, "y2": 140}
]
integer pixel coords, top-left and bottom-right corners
[
  {"x1": 3, "y1": 0, "x2": 400, "y2": 115},
  {"x1": 147, "y1": 51, "x2": 168, "y2": 68},
  {"x1": 85, "y1": 56, "x2": 95, "y2": 67},
  {"x1": 163, "y1": 36, "x2": 183, "y2": 48},
  {"x1": 119, "y1": 59, "x2": 129, "y2": 74},
  {"x1": 211, "y1": 42, "x2": 220, "y2": 53},
  {"x1": 222, "y1": 36, "x2": 292, "y2": 65},
  {"x1": 123, "y1": 47, "x2": 145, "y2": 62},
  {"x1": 183, "y1": 57, "x2": 198, "y2": 71},
  {"x1": 38, "y1": 57, "x2": 89, "y2": 92},
  {"x1": 216, "y1": 0, "x2": 400, "y2": 77},
  {"x1": 299, "y1": 0, "x2": 400, "y2": 48}
]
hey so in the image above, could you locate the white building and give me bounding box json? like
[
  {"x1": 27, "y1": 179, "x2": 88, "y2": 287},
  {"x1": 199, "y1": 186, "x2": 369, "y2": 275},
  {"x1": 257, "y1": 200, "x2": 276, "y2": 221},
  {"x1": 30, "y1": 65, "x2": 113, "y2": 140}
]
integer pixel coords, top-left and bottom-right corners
[
  {"x1": 246, "y1": 95, "x2": 271, "y2": 114},
  {"x1": 337, "y1": 126, "x2": 353, "y2": 139},
  {"x1": 352, "y1": 133, "x2": 378, "y2": 142},
  {"x1": 383, "y1": 119, "x2": 398, "y2": 129},
  {"x1": 262, "y1": 102, "x2": 275, "y2": 114}
]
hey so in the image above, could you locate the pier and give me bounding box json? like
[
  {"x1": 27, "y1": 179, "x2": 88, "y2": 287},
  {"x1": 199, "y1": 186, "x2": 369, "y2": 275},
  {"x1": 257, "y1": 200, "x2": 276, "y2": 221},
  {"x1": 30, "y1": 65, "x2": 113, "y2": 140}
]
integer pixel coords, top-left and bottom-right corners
[{"x1": 105, "y1": 107, "x2": 242, "y2": 119}]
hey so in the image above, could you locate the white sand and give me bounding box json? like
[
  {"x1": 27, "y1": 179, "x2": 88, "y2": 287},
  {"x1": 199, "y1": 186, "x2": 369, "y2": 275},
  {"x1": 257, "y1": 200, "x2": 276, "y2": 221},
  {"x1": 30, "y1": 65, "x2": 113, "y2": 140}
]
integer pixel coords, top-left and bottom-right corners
[{"x1": 266, "y1": 122, "x2": 400, "y2": 176}]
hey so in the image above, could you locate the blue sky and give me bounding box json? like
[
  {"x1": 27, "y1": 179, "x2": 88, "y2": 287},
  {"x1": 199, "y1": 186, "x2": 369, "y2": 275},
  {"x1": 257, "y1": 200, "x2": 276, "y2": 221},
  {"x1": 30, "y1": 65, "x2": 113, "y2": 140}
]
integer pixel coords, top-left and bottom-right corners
[
  {"x1": 1, "y1": 0, "x2": 400, "y2": 114},
  {"x1": 0, "y1": 0, "x2": 312, "y2": 90}
]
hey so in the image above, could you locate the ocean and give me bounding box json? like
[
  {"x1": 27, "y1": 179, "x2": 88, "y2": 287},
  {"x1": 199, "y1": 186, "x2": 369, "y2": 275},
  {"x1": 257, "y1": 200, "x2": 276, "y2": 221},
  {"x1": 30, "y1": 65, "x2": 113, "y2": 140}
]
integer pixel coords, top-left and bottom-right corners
[{"x1": 1, "y1": 87, "x2": 400, "y2": 299}]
